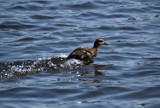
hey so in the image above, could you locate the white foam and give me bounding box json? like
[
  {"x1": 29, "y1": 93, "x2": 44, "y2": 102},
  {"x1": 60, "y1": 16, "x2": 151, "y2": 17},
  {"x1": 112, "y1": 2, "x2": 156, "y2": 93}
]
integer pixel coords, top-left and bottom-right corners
[
  {"x1": 57, "y1": 53, "x2": 68, "y2": 58},
  {"x1": 63, "y1": 59, "x2": 83, "y2": 69},
  {"x1": 47, "y1": 60, "x2": 56, "y2": 67}
]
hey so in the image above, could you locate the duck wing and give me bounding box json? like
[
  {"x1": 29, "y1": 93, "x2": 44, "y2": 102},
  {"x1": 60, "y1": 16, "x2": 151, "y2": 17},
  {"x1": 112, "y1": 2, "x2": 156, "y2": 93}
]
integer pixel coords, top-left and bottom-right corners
[{"x1": 67, "y1": 47, "x2": 97, "y2": 61}]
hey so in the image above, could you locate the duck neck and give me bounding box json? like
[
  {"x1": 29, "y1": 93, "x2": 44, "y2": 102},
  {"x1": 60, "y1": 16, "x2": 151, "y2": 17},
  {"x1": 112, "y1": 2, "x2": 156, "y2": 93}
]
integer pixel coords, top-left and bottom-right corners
[
  {"x1": 92, "y1": 45, "x2": 99, "y2": 53},
  {"x1": 93, "y1": 44, "x2": 99, "y2": 49},
  {"x1": 92, "y1": 45, "x2": 99, "y2": 56}
]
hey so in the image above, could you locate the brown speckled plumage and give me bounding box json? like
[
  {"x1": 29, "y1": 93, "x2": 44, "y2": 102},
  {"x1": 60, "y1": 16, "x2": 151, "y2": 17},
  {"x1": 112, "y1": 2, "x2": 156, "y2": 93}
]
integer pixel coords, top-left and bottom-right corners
[{"x1": 67, "y1": 39, "x2": 108, "y2": 63}]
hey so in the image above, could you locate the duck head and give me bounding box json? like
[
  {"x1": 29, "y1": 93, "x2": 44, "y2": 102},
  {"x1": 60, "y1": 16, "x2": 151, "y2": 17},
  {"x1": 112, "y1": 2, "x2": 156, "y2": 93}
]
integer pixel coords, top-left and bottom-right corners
[{"x1": 93, "y1": 38, "x2": 108, "y2": 48}]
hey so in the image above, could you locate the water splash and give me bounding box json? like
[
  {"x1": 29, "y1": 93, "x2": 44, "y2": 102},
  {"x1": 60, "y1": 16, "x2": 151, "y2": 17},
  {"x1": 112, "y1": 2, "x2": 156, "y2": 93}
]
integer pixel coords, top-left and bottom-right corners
[
  {"x1": 0, "y1": 56, "x2": 84, "y2": 79},
  {"x1": 64, "y1": 59, "x2": 83, "y2": 69}
]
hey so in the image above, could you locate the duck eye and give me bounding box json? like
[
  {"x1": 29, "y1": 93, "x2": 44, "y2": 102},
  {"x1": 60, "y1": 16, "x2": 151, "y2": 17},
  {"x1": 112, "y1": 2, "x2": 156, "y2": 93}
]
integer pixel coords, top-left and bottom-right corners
[{"x1": 100, "y1": 41, "x2": 103, "y2": 44}]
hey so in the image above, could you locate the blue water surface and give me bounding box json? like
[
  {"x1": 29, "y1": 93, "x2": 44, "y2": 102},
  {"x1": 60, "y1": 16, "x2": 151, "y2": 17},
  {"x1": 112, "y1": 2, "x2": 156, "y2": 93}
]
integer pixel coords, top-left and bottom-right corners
[{"x1": 0, "y1": 0, "x2": 160, "y2": 108}]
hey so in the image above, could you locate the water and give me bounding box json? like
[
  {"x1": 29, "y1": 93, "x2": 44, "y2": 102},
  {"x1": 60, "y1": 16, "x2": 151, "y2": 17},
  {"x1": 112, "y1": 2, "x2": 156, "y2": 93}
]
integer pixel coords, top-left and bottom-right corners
[{"x1": 0, "y1": 0, "x2": 160, "y2": 107}]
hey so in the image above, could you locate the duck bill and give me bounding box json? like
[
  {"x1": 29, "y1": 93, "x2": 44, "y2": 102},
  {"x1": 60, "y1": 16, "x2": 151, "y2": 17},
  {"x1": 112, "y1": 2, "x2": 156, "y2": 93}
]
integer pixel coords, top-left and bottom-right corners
[{"x1": 103, "y1": 42, "x2": 108, "y2": 45}]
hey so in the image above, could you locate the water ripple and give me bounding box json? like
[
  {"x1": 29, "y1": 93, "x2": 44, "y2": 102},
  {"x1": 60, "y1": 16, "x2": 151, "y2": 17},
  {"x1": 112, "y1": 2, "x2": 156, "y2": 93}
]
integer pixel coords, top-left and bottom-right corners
[
  {"x1": 67, "y1": 2, "x2": 97, "y2": 10},
  {"x1": 30, "y1": 15, "x2": 55, "y2": 20},
  {"x1": 0, "y1": 21, "x2": 37, "y2": 30},
  {"x1": 0, "y1": 0, "x2": 160, "y2": 107}
]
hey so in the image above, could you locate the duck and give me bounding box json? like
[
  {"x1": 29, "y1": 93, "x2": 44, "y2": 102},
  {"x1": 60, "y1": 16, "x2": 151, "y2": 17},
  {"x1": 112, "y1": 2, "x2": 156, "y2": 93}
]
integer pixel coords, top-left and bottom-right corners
[{"x1": 67, "y1": 38, "x2": 108, "y2": 64}]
